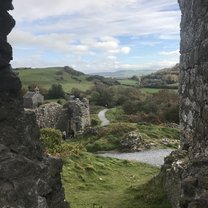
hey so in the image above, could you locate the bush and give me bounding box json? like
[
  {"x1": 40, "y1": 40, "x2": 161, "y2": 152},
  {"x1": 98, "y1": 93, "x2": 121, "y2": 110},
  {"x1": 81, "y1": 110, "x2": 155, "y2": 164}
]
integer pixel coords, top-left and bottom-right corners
[
  {"x1": 47, "y1": 84, "x2": 65, "y2": 99},
  {"x1": 40, "y1": 128, "x2": 62, "y2": 154},
  {"x1": 164, "y1": 106, "x2": 179, "y2": 123}
]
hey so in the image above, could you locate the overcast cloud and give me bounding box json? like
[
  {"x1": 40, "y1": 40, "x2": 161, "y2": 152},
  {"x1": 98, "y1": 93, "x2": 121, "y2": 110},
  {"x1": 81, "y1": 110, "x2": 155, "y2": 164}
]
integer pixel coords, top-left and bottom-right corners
[{"x1": 9, "y1": 0, "x2": 181, "y2": 73}]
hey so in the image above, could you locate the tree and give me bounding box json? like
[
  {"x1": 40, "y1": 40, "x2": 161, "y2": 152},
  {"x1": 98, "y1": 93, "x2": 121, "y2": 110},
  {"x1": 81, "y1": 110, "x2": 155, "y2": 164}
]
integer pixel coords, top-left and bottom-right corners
[{"x1": 47, "y1": 84, "x2": 65, "y2": 99}]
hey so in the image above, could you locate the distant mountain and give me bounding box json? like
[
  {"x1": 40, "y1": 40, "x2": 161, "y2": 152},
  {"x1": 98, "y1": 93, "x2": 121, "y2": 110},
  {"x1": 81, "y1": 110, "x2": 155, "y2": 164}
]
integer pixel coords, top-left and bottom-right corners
[
  {"x1": 140, "y1": 64, "x2": 179, "y2": 89},
  {"x1": 90, "y1": 69, "x2": 157, "y2": 78}
]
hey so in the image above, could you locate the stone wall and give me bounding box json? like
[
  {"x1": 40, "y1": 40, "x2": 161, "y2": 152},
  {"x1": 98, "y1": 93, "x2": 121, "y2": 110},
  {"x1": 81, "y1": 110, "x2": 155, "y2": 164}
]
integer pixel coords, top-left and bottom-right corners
[
  {"x1": 64, "y1": 98, "x2": 91, "y2": 135},
  {"x1": 34, "y1": 103, "x2": 63, "y2": 128},
  {"x1": 0, "y1": 1, "x2": 69, "y2": 207},
  {"x1": 161, "y1": 1, "x2": 208, "y2": 207},
  {"x1": 34, "y1": 98, "x2": 91, "y2": 137}
]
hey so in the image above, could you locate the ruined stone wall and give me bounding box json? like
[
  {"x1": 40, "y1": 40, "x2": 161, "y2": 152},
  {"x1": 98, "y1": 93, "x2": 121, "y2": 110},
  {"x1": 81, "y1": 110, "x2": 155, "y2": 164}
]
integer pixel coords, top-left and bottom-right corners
[
  {"x1": 179, "y1": 0, "x2": 208, "y2": 157},
  {"x1": 161, "y1": 1, "x2": 208, "y2": 207},
  {"x1": 34, "y1": 103, "x2": 63, "y2": 128},
  {"x1": 65, "y1": 98, "x2": 91, "y2": 134},
  {"x1": 34, "y1": 99, "x2": 91, "y2": 137}
]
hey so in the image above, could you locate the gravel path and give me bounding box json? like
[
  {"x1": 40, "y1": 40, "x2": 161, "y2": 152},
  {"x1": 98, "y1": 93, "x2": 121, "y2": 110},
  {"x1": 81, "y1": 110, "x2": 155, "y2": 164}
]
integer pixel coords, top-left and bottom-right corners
[
  {"x1": 98, "y1": 149, "x2": 173, "y2": 167},
  {"x1": 98, "y1": 109, "x2": 110, "y2": 126}
]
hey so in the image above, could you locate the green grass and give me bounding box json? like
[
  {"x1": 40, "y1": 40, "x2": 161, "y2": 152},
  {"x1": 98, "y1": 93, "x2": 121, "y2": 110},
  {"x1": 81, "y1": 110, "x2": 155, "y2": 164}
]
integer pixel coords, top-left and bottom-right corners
[
  {"x1": 78, "y1": 122, "x2": 179, "y2": 152},
  {"x1": 118, "y1": 79, "x2": 138, "y2": 86},
  {"x1": 18, "y1": 67, "x2": 93, "y2": 92},
  {"x1": 62, "y1": 151, "x2": 171, "y2": 208},
  {"x1": 106, "y1": 107, "x2": 124, "y2": 123},
  {"x1": 139, "y1": 88, "x2": 163, "y2": 94},
  {"x1": 137, "y1": 123, "x2": 179, "y2": 149},
  {"x1": 139, "y1": 88, "x2": 178, "y2": 94},
  {"x1": 40, "y1": 130, "x2": 171, "y2": 208}
]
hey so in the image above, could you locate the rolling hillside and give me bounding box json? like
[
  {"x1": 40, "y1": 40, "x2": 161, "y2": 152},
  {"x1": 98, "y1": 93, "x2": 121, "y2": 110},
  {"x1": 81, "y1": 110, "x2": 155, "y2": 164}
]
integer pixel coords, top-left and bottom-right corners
[
  {"x1": 91, "y1": 69, "x2": 156, "y2": 78},
  {"x1": 140, "y1": 64, "x2": 179, "y2": 89},
  {"x1": 16, "y1": 67, "x2": 94, "y2": 92}
]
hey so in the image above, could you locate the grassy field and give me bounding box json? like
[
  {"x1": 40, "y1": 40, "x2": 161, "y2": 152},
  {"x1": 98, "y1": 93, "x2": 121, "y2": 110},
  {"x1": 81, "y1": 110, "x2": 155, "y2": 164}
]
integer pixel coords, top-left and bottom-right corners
[
  {"x1": 17, "y1": 67, "x2": 93, "y2": 92},
  {"x1": 117, "y1": 79, "x2": 138, "y2": 86},
  {"x1": 139, "y1": 88, "x2": 163, "y2": 94},
  {"x1": 40, "y1": 128, "x2": 171, "y2": 208},
  {"x1": 62, "y1": 150, "x2": 170, "y2": 208}
]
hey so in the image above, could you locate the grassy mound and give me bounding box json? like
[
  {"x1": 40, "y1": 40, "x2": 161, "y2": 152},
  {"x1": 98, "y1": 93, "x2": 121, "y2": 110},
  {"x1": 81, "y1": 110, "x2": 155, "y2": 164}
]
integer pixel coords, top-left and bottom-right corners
[
  {"x1": 62, "y1": 151, "x2": 170, "y2": 208},
  {"x1": 79, "y1": 122, "x2": 179, "y2": 153}
]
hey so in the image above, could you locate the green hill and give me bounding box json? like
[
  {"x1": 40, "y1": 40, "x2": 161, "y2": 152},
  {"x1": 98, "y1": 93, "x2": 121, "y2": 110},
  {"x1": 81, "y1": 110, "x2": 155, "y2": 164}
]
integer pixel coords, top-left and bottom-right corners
[
  {"x1": 140, "y1": 64, "x2": 179, "y2": 89},
  {"x1": 16, "y1": 67, "x2": 94, "y2": 92}
]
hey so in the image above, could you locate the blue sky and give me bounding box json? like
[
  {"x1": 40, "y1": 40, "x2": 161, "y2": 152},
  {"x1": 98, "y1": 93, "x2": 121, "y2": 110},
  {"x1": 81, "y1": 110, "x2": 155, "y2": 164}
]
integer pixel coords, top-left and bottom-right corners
[{"x1": 9, "y1": 0, "x2": 181, "y2": 73}]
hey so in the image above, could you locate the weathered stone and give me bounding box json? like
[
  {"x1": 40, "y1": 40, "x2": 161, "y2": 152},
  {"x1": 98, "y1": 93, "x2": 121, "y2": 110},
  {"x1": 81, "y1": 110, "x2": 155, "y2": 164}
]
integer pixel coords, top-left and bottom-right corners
[
  {"x1": 0, "y1": 2, "x2": 69, "y2": 207},
  {"x1": 34, "y1": 98, "x2": 91, "y2": 138},
  {"x1": 160, "y1": 1, "x2": 208, "y2": 207},
  {"x1": 0, "y1": 0, "x2": 15, "y2": 68},
  {"x1": 120, "y1": 131, "x2": 143, "y2": 152}
]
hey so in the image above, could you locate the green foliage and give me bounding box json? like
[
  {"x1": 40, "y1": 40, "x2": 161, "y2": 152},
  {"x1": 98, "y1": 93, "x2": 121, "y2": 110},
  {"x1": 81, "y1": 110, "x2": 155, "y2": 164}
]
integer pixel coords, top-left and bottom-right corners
[
  {"x1": 164, "y1": 106, "x2": 179, "y2": 123},
  {"x1": 106, "y1": 107, "x2": 124, "y2": 122},
  {"x1": 119, "y1": 90, "x2": 179, "y2": 124},
  {"x1": 47, "y1": 84, "x2": 65, "y2": 99},
  {"x1": 70, "y1": 88, "x2": 85, "y2": 99},
  {"x1": 40, "y1": 128, "x2": 86, "y2": 156},
  {"x1": 140, "y1": 64, "x2": 179, "y2": 88},
  {"x1": 118, "y1": 78, "x2": 138, "y2": 86},
  {"x1": 40, "y1": 128, "x2": 62, "y2": 153},
  {"x1": 90, "y1": 83, "x2": 115, "y2": 107}
]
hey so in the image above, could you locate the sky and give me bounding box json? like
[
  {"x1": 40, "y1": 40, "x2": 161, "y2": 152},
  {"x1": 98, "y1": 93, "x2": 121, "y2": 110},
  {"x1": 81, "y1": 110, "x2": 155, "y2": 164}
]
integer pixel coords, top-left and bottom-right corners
[{"x1": 9, "y1": 0, "x2": 181, "y2": 73}]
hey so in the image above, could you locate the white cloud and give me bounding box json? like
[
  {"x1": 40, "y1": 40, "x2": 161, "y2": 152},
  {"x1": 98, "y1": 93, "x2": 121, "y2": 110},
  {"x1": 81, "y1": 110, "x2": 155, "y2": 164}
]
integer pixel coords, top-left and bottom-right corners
[
  {"x1": 107, "y1": 56, "x2": 117, "y2": 60},
  {"x1": 9, "y1": 0, "x2": 180, "y2": 72},
  {"x1": 159, "y1": 50, "x2": 179, "y2": 56},
  {"x1": 121, "y1": 47, "x2": 131, "y2": 54}
]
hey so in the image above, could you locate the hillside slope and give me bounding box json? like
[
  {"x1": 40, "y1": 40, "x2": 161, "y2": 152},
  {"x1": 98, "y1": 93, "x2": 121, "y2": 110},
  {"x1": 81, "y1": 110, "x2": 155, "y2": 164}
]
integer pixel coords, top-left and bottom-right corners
[
  {"x1": 16, "y1": 67, "x2": 93, "y2": 92},
  {"x1": 140, "y1": 64, "x2": 179, "y2": 88}
]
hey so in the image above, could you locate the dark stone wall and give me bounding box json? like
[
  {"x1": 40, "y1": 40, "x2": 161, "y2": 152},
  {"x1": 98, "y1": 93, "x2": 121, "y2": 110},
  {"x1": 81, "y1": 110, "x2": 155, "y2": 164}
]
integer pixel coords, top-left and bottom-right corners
[
  {"x1": 0, "y1": 1, "x2": 69, "y2": 207},
  {"x1": 161, "y1": 1, "x2": 208, "y2": 208},
  {"x1": 179, "y1": 0, "x2": 208, "y2": 156}
]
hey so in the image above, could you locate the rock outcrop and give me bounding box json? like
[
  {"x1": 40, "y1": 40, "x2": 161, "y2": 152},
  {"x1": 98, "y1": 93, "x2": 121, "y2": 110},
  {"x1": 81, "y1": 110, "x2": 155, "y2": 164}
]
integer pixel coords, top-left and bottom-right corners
[
  {"x1": 120, "y1": 131, "x2": 143, "y2": 152},
  {"x1": 161, "y1": 1, "x2": 208, "y2": 207},
  {"x1": 0, "y1": 1, "x2": 69, "y2": 207}
]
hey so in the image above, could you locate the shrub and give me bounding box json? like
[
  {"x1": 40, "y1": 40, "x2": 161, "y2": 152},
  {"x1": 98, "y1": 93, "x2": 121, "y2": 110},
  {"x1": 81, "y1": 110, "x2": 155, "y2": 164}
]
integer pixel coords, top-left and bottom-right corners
[
  {"x1": 47, "y1": 84, "x2": 65, "y2": 99},
  {"x1": 40, "y1": 128, "x2": 62, "y2": 153}
]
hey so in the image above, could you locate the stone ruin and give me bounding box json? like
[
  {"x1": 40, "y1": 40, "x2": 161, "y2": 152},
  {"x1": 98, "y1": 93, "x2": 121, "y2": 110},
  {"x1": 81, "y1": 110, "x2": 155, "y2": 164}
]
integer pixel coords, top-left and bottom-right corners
[
  {"x1": 0, "y1": 1, "x2": 69, "y2": 207},
  {"x1": 161, "y1": 1, "x2": 208, "y2": 207},
  {"x1": 34, "y1": 98, "x2": 91, "y2": 137}
]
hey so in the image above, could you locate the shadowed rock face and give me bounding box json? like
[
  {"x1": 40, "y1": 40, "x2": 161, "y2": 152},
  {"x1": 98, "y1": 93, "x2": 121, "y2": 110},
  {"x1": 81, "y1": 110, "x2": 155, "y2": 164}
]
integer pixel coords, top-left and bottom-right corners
[
  {"x1": 161, "y1": 1, "x2": 208, "y2": 207},
  {"x1": 0, "y1": 0, "x2": 15, "y2": 68},
  {"x1": 0, "y1": 1, "x2": 69, "y2": 207}
]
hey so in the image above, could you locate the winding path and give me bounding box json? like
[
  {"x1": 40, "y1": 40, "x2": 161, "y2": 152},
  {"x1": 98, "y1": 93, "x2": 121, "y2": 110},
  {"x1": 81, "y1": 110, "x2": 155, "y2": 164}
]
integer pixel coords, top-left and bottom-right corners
[
  {"x1": 98, "y1": 109, "x2": 110, "y2": 126},
  {"x1": 98, "y1": 149, "x2": 173, "y2": 167}
]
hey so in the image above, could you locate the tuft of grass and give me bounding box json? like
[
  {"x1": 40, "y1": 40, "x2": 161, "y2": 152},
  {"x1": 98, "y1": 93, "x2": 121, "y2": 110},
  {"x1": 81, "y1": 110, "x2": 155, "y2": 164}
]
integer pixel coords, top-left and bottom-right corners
[{"x1": 106, "y1": 107, "x2": 125, "y2": 123}]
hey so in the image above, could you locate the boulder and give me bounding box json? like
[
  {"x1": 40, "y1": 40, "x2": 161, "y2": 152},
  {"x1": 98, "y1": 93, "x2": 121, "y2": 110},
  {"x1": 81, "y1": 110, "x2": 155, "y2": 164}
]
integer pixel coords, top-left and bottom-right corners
[{"x1": 120, "y1": 131, "x2": 143, "y2": 152}]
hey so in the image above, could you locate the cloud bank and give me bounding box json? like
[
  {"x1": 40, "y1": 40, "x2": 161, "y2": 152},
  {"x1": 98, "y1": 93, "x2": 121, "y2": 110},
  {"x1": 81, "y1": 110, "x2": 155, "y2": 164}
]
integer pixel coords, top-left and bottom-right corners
[{"x1": 9, "y1": 0, "x2": 181, "y2": 72}]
